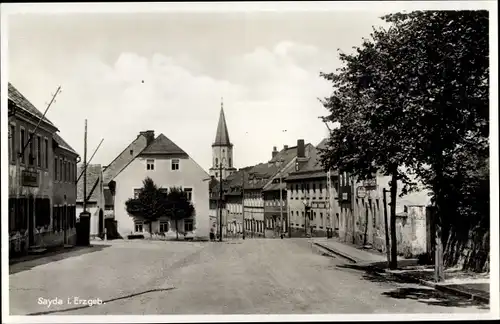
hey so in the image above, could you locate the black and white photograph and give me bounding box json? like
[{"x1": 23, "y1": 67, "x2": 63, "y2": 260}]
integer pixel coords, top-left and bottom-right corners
[{"x1": 1, "y1": 1, "x2": 498, "y2": 322}]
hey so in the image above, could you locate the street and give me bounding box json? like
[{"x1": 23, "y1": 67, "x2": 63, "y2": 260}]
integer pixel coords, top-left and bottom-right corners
[{"x1": 9, "y1": 239, "x2": 488, "y2": 315}]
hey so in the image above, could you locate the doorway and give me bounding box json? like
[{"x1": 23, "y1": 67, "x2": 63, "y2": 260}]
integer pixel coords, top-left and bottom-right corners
[
  {"x1": 28, "y1": 196, "x2": 34, "y2": 246},
  {"x1": 98, "y1": 209, "x2": 104, "y2": 237}
]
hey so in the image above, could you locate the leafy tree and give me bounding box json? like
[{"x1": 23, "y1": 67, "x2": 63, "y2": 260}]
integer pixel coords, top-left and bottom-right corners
[
  {"x1": 320, "y1": 10, "x2": 489, "y2": 271},
  {"x1": 380, "y1": 11, "x2": 489, "y2": 272},
  {"x1": 125, "y1": 177, "x2": 168, "y2": 237},
  {"x1": 319, "y1": 25, "x2": 419, "y2": 269},
  {"x1": 165, "y1": 187, "x2": 195, "y2": 240}
]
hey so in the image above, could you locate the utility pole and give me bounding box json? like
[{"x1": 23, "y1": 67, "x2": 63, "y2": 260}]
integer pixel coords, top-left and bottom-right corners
[
  {"x1": 76, "y1": 138, "x2": 104, "y2": 184},
  {"x1": 83, "y1": 120, "x2": 88, "y2": 213},
  {"x1": 242, "y1": 169, "x2": 245, "y2": 240},
  {"x1": 219, "y1": 157, "x2": 223, "y2": 242},
  {"x1": 278, "y1": 158, "x2": 285, "y2": 239}
]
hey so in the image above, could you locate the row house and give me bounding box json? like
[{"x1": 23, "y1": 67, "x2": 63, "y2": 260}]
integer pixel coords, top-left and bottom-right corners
[
  {"x1": 262, "y1": 140, "x2": 314, "y2": 238},
  {"x1": 285, "y1": 136, "x2": 433, "y2": 257},
  {"x1": 285, "y1": 139, "x2": 340, "y2": 238},
  {"x1": 7, "y1": 83, "x2": 79, "y2": 255},
  {"x1": 105, "y1": 131, "x2": 211, "y2": 239}
]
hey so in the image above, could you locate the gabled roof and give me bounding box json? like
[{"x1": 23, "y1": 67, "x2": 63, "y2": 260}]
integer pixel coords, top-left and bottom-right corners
[
  {"x1": 53, "y1": 132, "x2": 78, "y2": 155},
  {"x1": 8, "y1": 83, "x2": 56, "y2": 127},
  {"x1": 213, "y1": 107, "x2": 231, "y2": 146},
  {"x1": 139, "y1": 133, "x2": 187, "y2": 155},
  {"x1": 284, "y1": 138, "x2": 333, "y2": 181},
  {"x1": 77, "y1": 164, "x2": 102, "y2": 202}
]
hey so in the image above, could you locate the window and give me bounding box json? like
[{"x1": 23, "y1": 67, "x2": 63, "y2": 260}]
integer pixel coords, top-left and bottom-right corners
[
  {"x1": 134, "y1": 221, "x2": 143, "y2": 232},
  {"x1": 54, "y1": 157, "x2": 58, "y2": 181},
  {"x1": 10, "y1": 124, "x2": 16, "y2": 162},
  {"x1": 171, "y1": 159, "x2": 179, "y2": 171},
  {"x1": 146, "y1": 159, "x2": 154, "y2": 170},
  {"x1": 229, "y1": 158, "x2": 232, "y2": 167},
  {"x1": 184, "y1": 219, "x2": 193, "y2": 232},
  {"x1": 44, "y1": 138, "x2": 49, "y2": 168},
  {"x1": 130, "y1": 149, "x2": 133, "y2": 155},
  {"x1": 29, "y1": 132, "x2": 35, "y2": 165},
  {"x1": 59, "y1": 158, "x2": 63, "y2": 181},
  {"x1": 36, "y1": 136, "x2": 41, "y2": 167},
  {"x1": 215, "y1": 172, "x2": 218, "y2": 178},
  {"x1": 20, "y1": 128, "x2": 25, "y2": 164},
  {"x1": 215, "y1": 158, "x2": 218, "y2": 167},
  {"x1": 134, "y1": 189, "x2": 142, "y2": 199},
  {"x1": 159, "y1": 221, "x2": 169, "y2": 233},
  {"x1": 184, "y1": 188, "x2": 193, "y2": 201},
  {"x1": 63, "y1": 160, "x2": 67, "y2": 182}
]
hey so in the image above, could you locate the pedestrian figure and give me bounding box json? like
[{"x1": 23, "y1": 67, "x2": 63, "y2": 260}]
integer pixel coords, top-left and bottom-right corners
[{"x1": 210, "y1": 226, "x2": 215, "y2": 242}]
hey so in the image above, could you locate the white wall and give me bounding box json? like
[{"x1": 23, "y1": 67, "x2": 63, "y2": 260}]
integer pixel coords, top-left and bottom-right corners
[{"x1": 114, "y1": 155, "x2": 210, "y2": 239}]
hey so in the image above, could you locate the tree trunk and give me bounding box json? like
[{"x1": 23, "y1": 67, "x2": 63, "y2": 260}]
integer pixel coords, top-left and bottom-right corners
[
  {"x1": 363, "y1": 202, "x2": 369, "y2": 246},
  {"x1": 389, "y1": 170, "x2": 398, "y2": 270},
  {"x1": 175, "y1": 219, "x2": 179, "y2": 240}
]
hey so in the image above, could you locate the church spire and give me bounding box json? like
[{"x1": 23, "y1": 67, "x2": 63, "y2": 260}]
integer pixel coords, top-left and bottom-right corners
[{"x1": 213, "y1": 97, "x2": 232, "y2": 147}]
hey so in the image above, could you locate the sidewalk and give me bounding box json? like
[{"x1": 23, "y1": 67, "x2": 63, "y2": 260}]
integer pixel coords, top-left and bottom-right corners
[{"x1": 314, "y1": 237, "x2": 490, "y2": 304}]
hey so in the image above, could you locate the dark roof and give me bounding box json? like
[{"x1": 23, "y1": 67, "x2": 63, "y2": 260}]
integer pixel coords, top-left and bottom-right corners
[
  {"x1": 284, "y1": 139, "x2": 336, "y2": 181},
  {"x1": 213, "y1": 107, "x2": 231, "y2": 146},
  {"x1": 139, "y1": 133, "x2": 187, "y2": 155},
  {"x1": 53, "y1": 132, "x2": 78, "y2": 155},
  {"x1": 77, "y1": 164, "x2": 102, "y2": 202},
  {"x1": 262, "y1": 143, "x2": 315, "y2": 192},
  {"x1": 8, "y1": 83, "x2": 56, "y2": 127}
]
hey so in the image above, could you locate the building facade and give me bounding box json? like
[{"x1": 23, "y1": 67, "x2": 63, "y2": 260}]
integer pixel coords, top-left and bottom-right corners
[
  {"x1": 52, "y1": 133, "x2": 79, "y2": 246},
  {"x1": 76, "y1": 164, "x2": 105, "y2": 238},
  {"x1": 111, "y1": 132, "x2": 211, "y2": 239},
  {"x1": 262, "y1": 141, "x2": 314, "y2": 238},
  {"x1": 285, "y1": 139, "x2": 340, "y2": 238},
  {"x1": 8, "y1": 82, "x2": 79, "y2": 255}
]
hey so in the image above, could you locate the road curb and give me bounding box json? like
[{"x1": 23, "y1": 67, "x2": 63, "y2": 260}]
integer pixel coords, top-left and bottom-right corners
[
  {"x1": 313, "y1": 242, "x2": 359, "y2": 263},
  {"x1": 384, "y1": 269, "x2": 490, "y2": 304}
]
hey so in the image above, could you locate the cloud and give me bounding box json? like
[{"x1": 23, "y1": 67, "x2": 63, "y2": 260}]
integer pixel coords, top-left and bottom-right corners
[{"x1": 10, "y1": 41, "x2": 336, "y2": 170}]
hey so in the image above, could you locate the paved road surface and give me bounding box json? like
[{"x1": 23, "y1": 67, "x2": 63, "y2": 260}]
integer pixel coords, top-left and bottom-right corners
[{"x1": 9, "y1": 239, "x2": 488, "y2": 315}]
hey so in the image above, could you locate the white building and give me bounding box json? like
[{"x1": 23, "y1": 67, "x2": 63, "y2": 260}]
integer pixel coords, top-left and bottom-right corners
[{"x1": 109, "y1": 131, "x2": 211, "y2": 240}]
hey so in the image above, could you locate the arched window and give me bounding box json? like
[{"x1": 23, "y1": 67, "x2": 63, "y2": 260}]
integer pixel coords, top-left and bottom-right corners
[{"x1": 215, "y1": 158, "x2": 218, "y2": 166}]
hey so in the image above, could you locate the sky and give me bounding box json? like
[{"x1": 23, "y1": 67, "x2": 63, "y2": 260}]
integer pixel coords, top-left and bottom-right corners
[{"x1": 6, "y1": 7, "x2": 392, "y2": 170}]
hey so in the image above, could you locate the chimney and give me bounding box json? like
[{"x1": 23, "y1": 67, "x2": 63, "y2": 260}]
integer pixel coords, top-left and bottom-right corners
[
  {"x1": 283, "y1": 145, "x2": 289, "y2": 150},
  {"x1": 139, "y1": 130, "x2": 155, "y2": 146},
  {"x1": 272, "y1": 146, "x2": 278, "y2": 159},
  {"x1": 297, "y1": 139, "x2": 305, "y2": 158}
]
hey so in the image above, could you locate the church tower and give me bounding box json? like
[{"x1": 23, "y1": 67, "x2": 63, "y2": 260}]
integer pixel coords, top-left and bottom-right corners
[{"x1": 210, "y1": 98, "x2": 236, "y2": 180}]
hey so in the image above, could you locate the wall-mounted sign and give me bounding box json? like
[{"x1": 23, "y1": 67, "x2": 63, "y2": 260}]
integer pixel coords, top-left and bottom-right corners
[
  {"x1": 356, "y1": 186, "x2": 367, "y2": 199},
  {"x1": 363, "y1": 178, "x2": 377, "y2": 188},
  {"x1": 22, "y1": 170, "x2": 38, "y2": 187}
]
